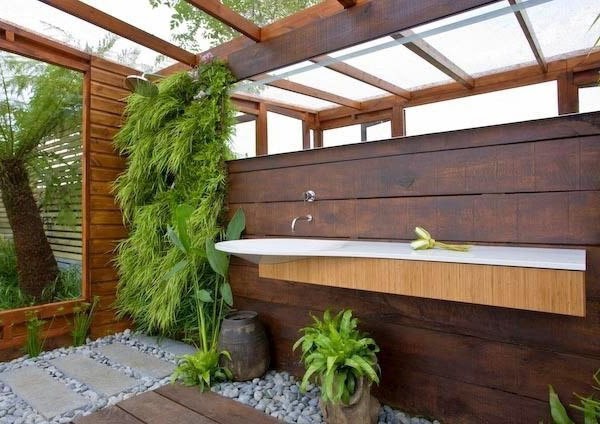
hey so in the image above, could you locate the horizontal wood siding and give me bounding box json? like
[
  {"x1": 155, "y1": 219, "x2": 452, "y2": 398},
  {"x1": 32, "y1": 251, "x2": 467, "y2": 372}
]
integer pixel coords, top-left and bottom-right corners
[
  {"x1": 86, "y1": 57, "x2": 130, "y2": 338},
  {"x1": 226, "y1": 112, "x2": 600, "y2": 423}
]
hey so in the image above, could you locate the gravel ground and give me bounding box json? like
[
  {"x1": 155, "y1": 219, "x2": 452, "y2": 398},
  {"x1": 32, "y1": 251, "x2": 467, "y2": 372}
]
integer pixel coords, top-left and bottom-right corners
[{"x1": 0, "y1": 331, "x2": 439, "y2": 424}]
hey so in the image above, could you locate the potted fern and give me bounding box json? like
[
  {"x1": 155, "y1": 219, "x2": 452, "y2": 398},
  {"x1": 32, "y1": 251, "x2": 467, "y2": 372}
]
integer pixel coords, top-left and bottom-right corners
[{"x1": 293, "y1": 309, "x2": 381, "y2": 424}]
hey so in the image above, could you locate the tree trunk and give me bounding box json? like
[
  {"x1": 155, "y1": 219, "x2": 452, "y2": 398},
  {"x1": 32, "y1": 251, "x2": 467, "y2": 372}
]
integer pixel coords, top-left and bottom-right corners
[{"x1": 0, "y1": 159, "x2": 58, "y2": 298}]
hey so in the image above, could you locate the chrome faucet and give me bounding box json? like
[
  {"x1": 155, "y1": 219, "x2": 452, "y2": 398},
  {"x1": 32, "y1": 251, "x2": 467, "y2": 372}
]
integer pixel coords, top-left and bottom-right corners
[{"x1": 291, "y1": 214, "x2": 313, "y2": 232}]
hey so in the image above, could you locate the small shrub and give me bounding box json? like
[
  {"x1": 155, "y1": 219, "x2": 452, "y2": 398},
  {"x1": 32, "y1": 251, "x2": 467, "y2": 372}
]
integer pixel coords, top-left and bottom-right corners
[
  {"x1": 72, "y1": 296, "x2": 99, "y2": 346},
  {"x1": 294, "y1": 309, "x2": 380, "y2": 405},
  {"x1": 171, "y1": 350, "x2": 232, "y2": 392}
]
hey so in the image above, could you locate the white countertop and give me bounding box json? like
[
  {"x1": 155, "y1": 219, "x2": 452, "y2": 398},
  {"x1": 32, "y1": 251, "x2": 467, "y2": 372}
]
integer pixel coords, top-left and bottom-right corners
[{"x1": 216, "y1": 238, "x2": 586, "y2": 271}]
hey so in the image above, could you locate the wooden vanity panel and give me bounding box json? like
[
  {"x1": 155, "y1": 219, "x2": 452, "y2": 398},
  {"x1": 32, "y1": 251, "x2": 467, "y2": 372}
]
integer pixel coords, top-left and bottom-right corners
[{"x1": 259, "y1": 258, "x2": 585, "y2": 316}]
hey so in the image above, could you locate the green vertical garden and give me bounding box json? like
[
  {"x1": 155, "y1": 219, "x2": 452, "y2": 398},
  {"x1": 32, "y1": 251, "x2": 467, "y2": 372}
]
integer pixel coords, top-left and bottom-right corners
[{"x1": 114, "y1": 59, "x2": 235, "y2": 340}]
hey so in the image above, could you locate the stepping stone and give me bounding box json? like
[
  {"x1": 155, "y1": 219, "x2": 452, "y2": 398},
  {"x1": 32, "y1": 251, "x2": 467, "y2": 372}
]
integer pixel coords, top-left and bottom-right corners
[
  {"x1": 95, "y1": 343, "x2": 175, "y2": 378},
  {"x1": 133, "y1": 334, "x2": 196, "y2": 356},
  {"x1": 0, "y1": 366, "x2": 88, "y2": 419},
  {"x1": 50, "y1": 355, "x2": 139, "y2": 396}
]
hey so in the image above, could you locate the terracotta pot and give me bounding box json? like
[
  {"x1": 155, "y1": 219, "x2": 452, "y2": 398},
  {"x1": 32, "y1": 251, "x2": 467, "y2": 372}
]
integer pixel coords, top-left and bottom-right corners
[
  {"x1": 218, "y1": 310, "x2": 270, "y2": 381},
  {"x1": 320, "y1": 377, "x2": 380, "y2": 424}
]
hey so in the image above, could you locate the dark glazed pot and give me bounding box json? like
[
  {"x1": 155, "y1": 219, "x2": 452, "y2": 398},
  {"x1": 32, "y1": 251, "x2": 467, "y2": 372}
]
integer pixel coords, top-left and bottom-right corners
[{"x1": 218, "y1": 310, "x2": 270, "y2": 381}]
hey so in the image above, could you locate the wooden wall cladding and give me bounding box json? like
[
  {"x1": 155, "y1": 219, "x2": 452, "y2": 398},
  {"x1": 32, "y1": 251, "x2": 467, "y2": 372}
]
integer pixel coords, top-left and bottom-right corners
[
  {"x1": 227, "y1": 112, "x2": 600, "y2": 423},
  {"x1": 86, "y1": 57, "x2": 131, "y2": 339}
]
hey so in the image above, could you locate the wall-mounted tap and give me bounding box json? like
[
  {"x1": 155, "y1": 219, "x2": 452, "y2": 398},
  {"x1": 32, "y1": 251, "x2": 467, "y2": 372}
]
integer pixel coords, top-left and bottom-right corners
[{"x1": 291, "y1": 214, "x2": 313, "y2": 232}]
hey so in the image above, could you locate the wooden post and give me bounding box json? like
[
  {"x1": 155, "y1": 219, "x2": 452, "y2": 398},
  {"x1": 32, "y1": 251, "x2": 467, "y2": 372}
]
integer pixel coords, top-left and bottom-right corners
[
  {"x1": 391, "y1": 104, "x2": 405, "y2": 137},
  {"x1": 302, "y1": 120, "x2": 311, "y2": 150},
  {"x1": 256, "y1": 102, "x2": 268, "y2": 155},
  {"x1": 360, "y1": 123, "x2": 367, "y2": 142},
  {"x1": 313, "y1": 129, "x2": 323, "y2": 148},
  {"x1": 557, "y1": 72, "x2": 579, "y2": 115}
]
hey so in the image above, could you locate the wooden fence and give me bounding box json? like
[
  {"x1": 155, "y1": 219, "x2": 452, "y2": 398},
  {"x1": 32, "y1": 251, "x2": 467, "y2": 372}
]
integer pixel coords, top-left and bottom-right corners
[{"x1": 0, "y1": 132, "x2": 82, "y2": 264}]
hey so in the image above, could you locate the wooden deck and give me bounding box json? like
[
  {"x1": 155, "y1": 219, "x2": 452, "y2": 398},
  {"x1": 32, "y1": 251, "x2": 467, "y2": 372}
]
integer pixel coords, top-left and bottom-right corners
[{"x1": 74, "y1": 384, "x2": 280, "y2": 424}]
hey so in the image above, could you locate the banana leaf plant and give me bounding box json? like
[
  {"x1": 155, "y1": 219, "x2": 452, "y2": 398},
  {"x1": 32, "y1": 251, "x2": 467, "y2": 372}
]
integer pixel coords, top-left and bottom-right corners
[{"x1": 167, "y1": 205, "x2": 245, "y2": 391}]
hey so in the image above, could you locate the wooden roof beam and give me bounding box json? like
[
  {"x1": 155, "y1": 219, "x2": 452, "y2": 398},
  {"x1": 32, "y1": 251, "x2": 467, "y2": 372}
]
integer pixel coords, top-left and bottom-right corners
[
  {"x1": 311, "y1": 55, "x2": 411, "y2": 99},
  {"x1": 225, "y1": 0, "x2": 499, "y2": 80},
  {"x1": 392, "y1": 30, "x2": 474, "y2": 89},
  {"x1": 39, "y1": 0, "x2": 198, "y2": 66},
  {"x1": 185, "y1": 0, "x2": 261, "y2": 42},
  {"x1": 508, "y1": 0, "x2": 547, "y2": 73},
  {"x1": 251, "y1": 75, "x2": 362, "y2": 109}
]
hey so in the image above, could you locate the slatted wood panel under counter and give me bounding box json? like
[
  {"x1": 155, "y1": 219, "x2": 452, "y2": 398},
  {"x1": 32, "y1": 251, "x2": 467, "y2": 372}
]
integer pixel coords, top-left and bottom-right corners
[{"x1": 260, "y1": 257, "x2": 585, "y2": 316}]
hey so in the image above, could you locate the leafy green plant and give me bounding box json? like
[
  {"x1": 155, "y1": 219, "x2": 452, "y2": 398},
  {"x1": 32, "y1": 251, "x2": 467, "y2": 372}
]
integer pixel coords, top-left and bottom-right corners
[
  {"x1": 169, "y1": 207, "x2": 245, "y2": 391},
  {"x1": 549, "y1": 371, "x2": 600, "y2": 424},
  {"x1": 71, "y1": 296, "x2": 99, "y2": 347},
  {"x1": 114, "y1": 58, "x2": 236, "y2": 337},
  {"x1": 293, "y1": 309, "x2": 380, "y2": 405},
  {"x1": 171, "y1": 349, "x2": 232, "y2": 391},
  {"x1": 24, "y1": 312, "x2": 45, "y2": 357}
]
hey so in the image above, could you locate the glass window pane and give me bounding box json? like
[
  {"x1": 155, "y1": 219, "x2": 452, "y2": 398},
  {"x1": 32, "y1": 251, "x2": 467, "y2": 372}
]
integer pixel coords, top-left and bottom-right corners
[
  {"x1": 230, "y1": 120, "x2": 256, "y2": 159},
  {"x1": 324, "y1": 125, "x2": 362, "y2": 147},
  {"x1": 267, "y1": 112, "x2": 303, "y2": 154},
  {"x1": 405, "y1": 81, "x2": 558, "y2": 136},
  {"x1": 580, "y1": 86, "x2": 600, "y2": 113},
  {"x1": 366, "y1": 121, "x2": 391, "y2": 141}
]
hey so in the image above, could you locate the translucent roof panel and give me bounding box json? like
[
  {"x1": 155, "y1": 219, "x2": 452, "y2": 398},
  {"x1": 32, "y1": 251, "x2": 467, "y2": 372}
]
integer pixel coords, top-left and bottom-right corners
[
  {"x1": 281, "y1": 61, "x2": 387, "y2": 101},
  {"x1": 80, "y1": 0, "x2": 212, "y2": 52},
  {"x1": 411, "y1": 1, "x2": 535, "y2": 75},
  {"x1": 526, "y1": 0, "x2": 599, "y2": 59},
  {"x1": 329, "y1": 37, "x2": 453, "y2": 90},
  {"x1": 234, "y1": 84, "x2": 336, "y2": 111},
  {"x1": 1, "y1": 0, "x2": 174, "y2": 72}
]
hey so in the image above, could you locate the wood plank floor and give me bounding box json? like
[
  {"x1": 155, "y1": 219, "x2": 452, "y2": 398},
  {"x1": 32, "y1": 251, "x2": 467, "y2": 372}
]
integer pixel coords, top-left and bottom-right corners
[{"x1": 74, "y1": 384, "x2": 280, "y2": 424}]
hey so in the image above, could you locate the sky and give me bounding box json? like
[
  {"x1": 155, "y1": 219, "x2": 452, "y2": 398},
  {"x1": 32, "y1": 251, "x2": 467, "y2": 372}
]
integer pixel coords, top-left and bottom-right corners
[{"x1": 1, "y1": 0, "x2": 599, "y2": 158}]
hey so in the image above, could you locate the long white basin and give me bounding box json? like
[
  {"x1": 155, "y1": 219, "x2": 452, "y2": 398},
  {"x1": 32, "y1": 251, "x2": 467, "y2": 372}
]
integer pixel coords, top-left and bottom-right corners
[{"x1": 215, "y1": 238, "x2": 586, "y2": 270}]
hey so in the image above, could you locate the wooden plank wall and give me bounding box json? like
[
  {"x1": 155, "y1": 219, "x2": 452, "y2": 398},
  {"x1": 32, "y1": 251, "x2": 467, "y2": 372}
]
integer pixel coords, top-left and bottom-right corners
[
  {"x1": 227, "y1": 111, "x2": 600, "y2": 423},
  {"x1": 86, "y1": 57, "x2": 131, "y2": 338},
  {"x1": 0, "y1": 132, "x2": 82, "y2": 263}
]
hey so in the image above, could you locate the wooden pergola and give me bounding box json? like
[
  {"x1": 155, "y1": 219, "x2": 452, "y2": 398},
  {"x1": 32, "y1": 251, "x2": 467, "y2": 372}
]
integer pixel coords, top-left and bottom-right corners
[{"x1": 2, "y1": 0, "x2": 599, "y2": 153}]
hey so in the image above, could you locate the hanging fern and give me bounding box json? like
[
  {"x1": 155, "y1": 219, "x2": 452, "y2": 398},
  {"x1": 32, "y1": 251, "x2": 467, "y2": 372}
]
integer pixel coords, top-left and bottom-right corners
[{"x1": 114, "y1": 60, "x2": 235, "y2": 336}]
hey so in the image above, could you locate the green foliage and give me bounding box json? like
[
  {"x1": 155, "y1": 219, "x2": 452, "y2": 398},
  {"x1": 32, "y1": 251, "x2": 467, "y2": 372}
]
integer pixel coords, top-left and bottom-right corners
[
  {"x1": 170, "y1": 208, "x2": 244, "y2": 390},
  {"x1": 293, "y1": 309, "x2": 380, "y2": 405},
  {"x1": 0, "y1": 238, "x2": 80, "y2": 310},
  {"x1": 24, "y1": 312, "x2": 45, "y2": 357},
  {"x1": 148, "y1": 0, "x2": 319, "y2": 48},
  {"x1": 549, "y1": 371, "x2": 600, "y2": 424},
  {"x1": 0, "y1": 53, "x2": 82, "y2": 208},
  {"x1": 114, "y1": 59, "x2": 236, "y2": 337},
  {"x1": 72, "y1": 296, "x2": 99, "y2": 347},
  {"x1": 43, "y1": 265, "x2": 82, "y2": 302},
  {"x1": 171, "y1": 349, "x2": 232, "y2": 391}
]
